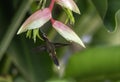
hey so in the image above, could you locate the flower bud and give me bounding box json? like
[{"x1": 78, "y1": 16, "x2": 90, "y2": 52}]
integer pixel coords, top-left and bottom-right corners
[
  {"x1": 17, "y1": 8, "x2": 52, "y2": 34},
  {"x1": 55, "y1": 0, "x2": 80, "y2": 14},
  {"x1": 52, "y1": 20, "x2": 85, "y2": 48}
]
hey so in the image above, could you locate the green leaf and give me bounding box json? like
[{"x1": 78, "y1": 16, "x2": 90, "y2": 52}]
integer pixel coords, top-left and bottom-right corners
[
  {"x1": 32, "y1": 28, "x2": 42, "y2": 42},
  {"x1": 46, "y1": 79, "x2": 73, "y2": 82},
  {"x1": 92, "y1": 0, "x2": 120, "y2": 31},
  {"x1": 26, "y1": 30, "x2": 32, "y2": 39},
  {"x1": 0, "y1": 0, "x2": 33, "y2": 60},
  {"x1": 115, "y1": 9, "x2": 120, "y2": 30},
  {"x1": 92, "y1": 0, "x2": 108, "y2": 19},
  {"x1": 0, "y1": 75, "x2": 12, "y2": 82},
  {"x1": 8, "y1": 38, "x2": 53, "y2": 82},
  {"x1": 63, "y1": 8, "x2": 75, "y2": 24},
  {"x1": 104, "y1": 0, "x2": 120, "y2": 31},
  {"x1": 14, "y1": 77, "x2": 28, "y2": 82},
  {"x1": 65, "y1": 46, "x2": 120, "y2": 81}
]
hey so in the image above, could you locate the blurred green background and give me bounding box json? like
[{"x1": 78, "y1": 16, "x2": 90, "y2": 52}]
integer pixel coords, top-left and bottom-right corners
[{"x1": 0, "y1": 0, "x2": 120, "y2": 82}]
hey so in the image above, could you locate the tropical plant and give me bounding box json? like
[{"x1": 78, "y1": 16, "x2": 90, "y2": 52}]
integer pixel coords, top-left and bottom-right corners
[{"x1": 0, "y1": 0, "x2": 120, "y2": 82}]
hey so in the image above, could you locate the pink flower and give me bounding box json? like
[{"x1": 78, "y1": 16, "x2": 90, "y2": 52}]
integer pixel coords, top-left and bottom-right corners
[
  {"x1": 17, "y1": 8, "x2": 52, "y2": 34},
  {"x1": 55, "y1": 0, "x2": 80, "y2": 14},
  {"x1": 52, "y1": 20, "x2": 85, "y2": 48},
  {"x1": 17, "y1": 1, "x2": 85, "y2": 47}
]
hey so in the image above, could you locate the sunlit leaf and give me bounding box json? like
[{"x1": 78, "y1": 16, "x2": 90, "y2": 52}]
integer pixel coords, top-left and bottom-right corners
[
  {"x1": 0, "y1": 75, "x2": 12, "y2": 82},
  {"x1": 65, "y1": 46, "x2": 120, "y2": 81}
]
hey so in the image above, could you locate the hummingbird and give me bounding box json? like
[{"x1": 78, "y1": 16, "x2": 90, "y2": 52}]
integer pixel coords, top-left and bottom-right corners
[{"x1": 33, "y1": 31, "x2": 70, "y2": 69}]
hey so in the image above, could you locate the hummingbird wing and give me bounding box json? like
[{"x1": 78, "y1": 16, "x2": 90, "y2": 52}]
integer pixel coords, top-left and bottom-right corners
[
  {"x1": 53, "y1": 43, "x2": 70, "y2": 48},
  {"x1": 32, "y1": 45, "x2": 47, "y2": 52}
]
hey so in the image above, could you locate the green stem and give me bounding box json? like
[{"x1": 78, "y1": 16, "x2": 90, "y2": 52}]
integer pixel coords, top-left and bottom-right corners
[
  {"x1": 0, "y1": 0, "x2": 33, "y2": 60},
  {"x1": 1, "y1": 55, "x2": 12, "y2": 74}
]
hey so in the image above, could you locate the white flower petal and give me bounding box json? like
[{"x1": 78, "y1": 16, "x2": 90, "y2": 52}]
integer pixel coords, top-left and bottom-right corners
[
  {"x1": 52, "y1": 20, "x2": 85, "y2": 48},
  {"x1": 17, "y1": 8, "x2": 51, "y2": 34},
  {"x1": 55, "y1": 0, "x2": 80, "y2": 14}
]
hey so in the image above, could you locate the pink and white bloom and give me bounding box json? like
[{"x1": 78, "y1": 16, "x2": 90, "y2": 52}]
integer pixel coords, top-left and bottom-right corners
[
  {"x1": 17, "y1": 8, "x2": 52, "y2": 34},
  {"x1": 52, "y1": 20, "x2": 85, "y2": 48},
  {"x1": 55, "y1": 0, "x2": 80, "y2": 14},
  {"x1": 17, "y1": 0, "x2": 85, "y2": 47}
]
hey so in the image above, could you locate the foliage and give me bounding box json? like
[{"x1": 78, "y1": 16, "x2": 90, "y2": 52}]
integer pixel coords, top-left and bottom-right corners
[{"x1": 0, "y1": 0, "x2": 120, "y2": 82}]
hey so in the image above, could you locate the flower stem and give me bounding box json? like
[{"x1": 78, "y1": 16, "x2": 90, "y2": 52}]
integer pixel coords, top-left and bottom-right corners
[
  {"x1": 49, "y1": 0, "x2": 55, "y2": 11},
  {"x1": 50, "y1": 18, "x2": 55, "y2": 24},
  {"x1": 49, "y1": 0, "x2": 55, "y2": 24}
]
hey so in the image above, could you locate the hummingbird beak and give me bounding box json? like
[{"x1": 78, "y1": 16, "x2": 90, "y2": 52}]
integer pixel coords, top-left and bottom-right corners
[{"x1": 49, "y1": 52, "x2": 60, "y2": 68}]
